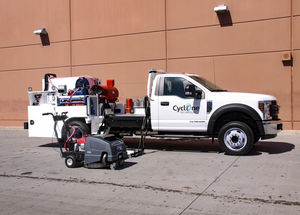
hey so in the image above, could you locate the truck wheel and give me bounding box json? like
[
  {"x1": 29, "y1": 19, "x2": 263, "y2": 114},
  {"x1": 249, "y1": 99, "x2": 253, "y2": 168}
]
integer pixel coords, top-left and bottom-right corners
[
  {"x1": 254, "y1": 135, "x2": 260, "y2": 144},
  {"x1": 62, "y1": 120, "x2": 90, "y2": 141},
  {"x1": 65, "y1": 155, "x2": 77, "y2": 168},
  {"x1": 218, "y1": 121, "x2": 254, "y2": 155}
]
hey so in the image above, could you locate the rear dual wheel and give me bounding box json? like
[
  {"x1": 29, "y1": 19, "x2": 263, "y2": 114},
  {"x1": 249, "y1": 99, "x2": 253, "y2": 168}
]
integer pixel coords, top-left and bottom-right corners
[{"x1": 218, "y1": 121, "x2": 254, "y2": 155}]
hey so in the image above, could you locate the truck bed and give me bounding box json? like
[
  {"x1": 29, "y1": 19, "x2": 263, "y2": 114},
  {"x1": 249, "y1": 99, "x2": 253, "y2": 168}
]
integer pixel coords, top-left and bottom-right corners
[{"x1": 106, "y1": 114, "x2": 145, "y2": 130}]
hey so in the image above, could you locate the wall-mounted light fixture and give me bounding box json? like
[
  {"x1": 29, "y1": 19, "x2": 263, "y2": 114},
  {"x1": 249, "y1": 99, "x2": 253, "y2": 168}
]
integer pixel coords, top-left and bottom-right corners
[
  {"x1": 33, "y1": 28, "x2": 47, "y2": 35},
  {"x1": 282, "y1": 52, "x2": 293, "y2": 67},
  {"x1": 214, "y1": 4, "x2": 232, "y2": 27},
  {"x1": 33, "y1": 28, "x2": 50, "y2": 46},
  {"x1": 214, "y1": 4, "x2": 228, "y2": 13}
]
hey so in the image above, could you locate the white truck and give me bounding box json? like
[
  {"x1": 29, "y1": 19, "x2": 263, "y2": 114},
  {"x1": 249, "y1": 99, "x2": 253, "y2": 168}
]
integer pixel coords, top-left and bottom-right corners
[{"x1": 26, "y1": 69, "x2": 282, "y2": 155}]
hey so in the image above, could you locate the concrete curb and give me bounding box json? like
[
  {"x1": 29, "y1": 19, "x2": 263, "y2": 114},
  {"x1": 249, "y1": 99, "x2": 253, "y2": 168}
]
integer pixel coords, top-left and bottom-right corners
[{"x1": 0, "y1": 126, "x2": 25, "y2": 130}]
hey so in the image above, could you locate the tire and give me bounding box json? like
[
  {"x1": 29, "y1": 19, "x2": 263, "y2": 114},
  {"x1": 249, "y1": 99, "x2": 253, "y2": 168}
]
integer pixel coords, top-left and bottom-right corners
[
  {"x1": 218, "y1": 121, "x2": 254, "y2": 155},
  {"x1": 65, "y1": 155, "x2": 77, "y2": 168},
  {"x1": 62, "y1": 120, "x2": 90, "y2": 142},
  {"x1": 254, "y1": 135, "x2": 260, "y2": 144}
]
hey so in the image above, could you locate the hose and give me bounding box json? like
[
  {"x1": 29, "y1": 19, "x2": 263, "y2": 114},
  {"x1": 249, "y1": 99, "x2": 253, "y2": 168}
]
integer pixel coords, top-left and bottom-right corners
[{"x1": 64, "y1": 125, "x2": 75, "y2": 151}]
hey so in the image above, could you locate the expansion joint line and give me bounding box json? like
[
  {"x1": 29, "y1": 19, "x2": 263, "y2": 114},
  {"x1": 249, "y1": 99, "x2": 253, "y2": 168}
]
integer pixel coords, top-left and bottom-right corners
[{"x1": 178, "y1": 156, "x2": 240, "y2": 215}]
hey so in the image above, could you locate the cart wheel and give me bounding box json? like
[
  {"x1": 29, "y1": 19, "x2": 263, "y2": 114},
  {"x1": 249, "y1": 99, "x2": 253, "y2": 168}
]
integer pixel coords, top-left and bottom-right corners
[
  {"x1": 65, "y1": 155, "x2": 77, "y2": 168},
  {"x1": 110, "y1": 162, "x2": 118, "y2": 170},
  {"x1": 118, "y1": 154, "x2": 124, "y2": 167},
  {"x1": 119, "y1": 159, "x2": 124, "y2": 167}
]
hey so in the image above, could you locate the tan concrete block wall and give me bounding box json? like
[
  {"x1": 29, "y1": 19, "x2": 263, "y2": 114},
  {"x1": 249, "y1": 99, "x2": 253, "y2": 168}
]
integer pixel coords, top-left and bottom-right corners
[
  {"x1": 72, "y1": 32, "x2": 166, "y2": 66},
  {"x1": 0, "y1": 0, "x2": 298, "y2": 129},
  {"x1": 0, "y1": 43, "x2": 70, "y2": 71},
  {"x1": 0, "y1": 0, "x2": 71, "y2": 126},
  {"x1": 168, "y1": 18, "x2": 290, "y2": 58},
  {"x1": 294, "y1": 0, "x2": 300, "y2": 16},
  {"x1": 71, "y1": 0, "x2": 165, "y2": 39},
  {"x1": 0, "y1": 68, "x2": 71, "y2": 126},
  {"x1": 0, "y1": 0, "x2": 70, "y2": 47},
  {"x1": 167, "y1": 0, "x2": 290, "y2": 29},
  {"x1": 293, "y1": 1, "x2": 300, "y2": 128},
  {"x1": 293, "y1": 50, "x2": 300, "y2": 128}
]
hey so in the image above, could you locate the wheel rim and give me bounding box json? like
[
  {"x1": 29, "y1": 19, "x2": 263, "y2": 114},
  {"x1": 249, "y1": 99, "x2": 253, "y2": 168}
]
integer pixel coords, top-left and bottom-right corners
[
  {"x1": 66, "y1": 158, "x2": 74, "y2": 166},
  {"x1": 224, "y1": 127, "x2": 247, "y2": 152}
]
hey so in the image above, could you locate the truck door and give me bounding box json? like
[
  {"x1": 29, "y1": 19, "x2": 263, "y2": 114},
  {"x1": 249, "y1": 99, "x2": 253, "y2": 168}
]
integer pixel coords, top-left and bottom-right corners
[{"x1": 158, "y1": 77, "x2": 207, "y2": 132}]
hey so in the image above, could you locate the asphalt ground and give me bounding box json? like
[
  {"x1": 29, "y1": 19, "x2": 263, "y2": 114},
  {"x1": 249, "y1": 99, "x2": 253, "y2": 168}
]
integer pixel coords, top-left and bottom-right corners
[{"x1": 0, "y1": 128, "x2": 299, "y2": 215}]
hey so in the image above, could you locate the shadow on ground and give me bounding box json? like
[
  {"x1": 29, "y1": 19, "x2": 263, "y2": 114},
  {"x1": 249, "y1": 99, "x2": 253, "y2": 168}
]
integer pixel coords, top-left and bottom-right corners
[
  {"x1": 124, "y1": 138, "x2": 220, "y2": 153},
  {"x1": 78, "y1": 161, "x2": 137, "y2": 170},
  {"x1": 124, "y1": 137, "x2": 295, "y2": 155},
  {"x1": 39, "y1": 142, "x2": 60, "y2": 148},
  {"x1": 252, "y1": 141, "x2": 295, "y2": 155},
  {"x1": 38, "y1": 137, "x2": 295, "y2": 156}
]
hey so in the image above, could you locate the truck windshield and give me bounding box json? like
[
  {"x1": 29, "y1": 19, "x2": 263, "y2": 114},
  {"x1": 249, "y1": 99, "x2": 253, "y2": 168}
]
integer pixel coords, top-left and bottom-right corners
[{"x1": 190, "y1": 76, "x2": 225, "y2": 92}]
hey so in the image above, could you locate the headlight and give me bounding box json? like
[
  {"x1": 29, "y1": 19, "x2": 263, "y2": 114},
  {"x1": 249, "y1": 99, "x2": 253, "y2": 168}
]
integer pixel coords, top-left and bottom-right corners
[{"x1": 258, "y1": 101, "x2": 272, "y2": 120}]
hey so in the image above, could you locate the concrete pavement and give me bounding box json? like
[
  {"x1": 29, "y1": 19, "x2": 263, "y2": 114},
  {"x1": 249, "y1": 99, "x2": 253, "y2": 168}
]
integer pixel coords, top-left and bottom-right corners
[{"x1": 0, "y1": 128, "x2": 299, "y2": 214}]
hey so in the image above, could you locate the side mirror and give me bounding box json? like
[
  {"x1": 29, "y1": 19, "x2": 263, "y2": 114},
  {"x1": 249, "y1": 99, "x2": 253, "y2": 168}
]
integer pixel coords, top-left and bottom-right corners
[
  {"x1": 185, "y1": 85, "x2": 202, "y2": 99},
  {"x1": 195, "y1": 89, "x2": 202, "y2": 99},
  {"x1": 185, "y1": 84, "x2": 195, "y2": 97}
]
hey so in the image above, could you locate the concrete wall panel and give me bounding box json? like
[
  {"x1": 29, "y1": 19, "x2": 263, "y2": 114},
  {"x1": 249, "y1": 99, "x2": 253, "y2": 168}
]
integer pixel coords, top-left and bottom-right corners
[
  {"x1": 292, "y1": 50, "x2": 300, "y2": 122},
  {"x1": 293, "y1": 16, "x2": 300, "y2": 49},
  {"x1": 0, "y1": 42, "x2": 70, "y2": 71},
  {"x1": 168, "y1": 18, "x2": 290, "y2": 59},
  {"x1": 72, "y1": 32, "x2": 165, "y2": 66},
  {"x1": 72, "y1": 60, "x2": 166, "y2": 102},
  {"x1": 0, "y1": 0, "x2": 297, "y2": 129},
  {"x1": 167, "y1": 58, "x2": 215, "y2": 83},
  {"x1": 71, "y1": 0, "x2": 165, "y2": 39},
  {"x1": 0, "y1": 68, "x2": 70, "y2": 126},
  {"x1": 293, "y1": 122, "x2": 300, "y2": 130},
  {"x1": 167, "y1": 0, "x2": 290, "y2": 29},
  {"x1": 213, "y1": 53, "x2": 291, "y2": 124},
  {"x1": 294, "y1": 0, "x2": 300, "y2": 16},
  {"x1": 0, "y1": 0, "x2": 70, "y2": 47}
]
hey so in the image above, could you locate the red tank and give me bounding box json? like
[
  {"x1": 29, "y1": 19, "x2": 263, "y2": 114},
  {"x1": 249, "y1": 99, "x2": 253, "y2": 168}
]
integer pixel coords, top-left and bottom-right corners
[
  {"x1": 125, "y1": 98, "x2": 134, "y2": 114},
  {"x1": 99, "y1": 80, "x2": 119, "y2": 102}
]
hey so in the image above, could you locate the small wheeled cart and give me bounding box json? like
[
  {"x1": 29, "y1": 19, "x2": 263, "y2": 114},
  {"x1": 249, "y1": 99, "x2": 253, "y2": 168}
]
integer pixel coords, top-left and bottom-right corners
[{"x1": 43, "y1": 112, "x2": 128, "y2": 170}]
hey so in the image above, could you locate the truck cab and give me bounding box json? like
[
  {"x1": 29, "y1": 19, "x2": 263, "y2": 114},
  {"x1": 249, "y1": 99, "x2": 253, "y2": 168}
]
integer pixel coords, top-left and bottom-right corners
[{"x1": 147, "y1": 70, "x2": 282, "y2": 155}]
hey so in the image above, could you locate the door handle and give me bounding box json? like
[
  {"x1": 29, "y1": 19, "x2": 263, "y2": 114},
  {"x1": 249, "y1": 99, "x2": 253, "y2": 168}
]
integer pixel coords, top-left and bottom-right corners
[{"x1": 160, "y1": 101, "x2": 169, "y2": 106}]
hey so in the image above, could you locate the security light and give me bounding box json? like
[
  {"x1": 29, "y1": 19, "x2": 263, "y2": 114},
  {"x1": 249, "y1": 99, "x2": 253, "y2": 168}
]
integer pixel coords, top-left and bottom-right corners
[
  {"x1": 214, "y1": 4, "x2": 228, "y2": 13},
  {"x1": 214, "y1": 4, "x2": 232, "y2": 27},
  {"x1": 33, "y1": 28, "x2": 47, "y2": 35},
  {"x1": 33, "y1": 28, "x2": 50, "y2": 46}
]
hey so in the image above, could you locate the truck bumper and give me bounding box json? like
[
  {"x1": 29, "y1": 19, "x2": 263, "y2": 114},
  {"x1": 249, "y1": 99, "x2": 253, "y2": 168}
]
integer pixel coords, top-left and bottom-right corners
[{"x1": 261, "y1": 120, "x2": 283, "y2": 140}]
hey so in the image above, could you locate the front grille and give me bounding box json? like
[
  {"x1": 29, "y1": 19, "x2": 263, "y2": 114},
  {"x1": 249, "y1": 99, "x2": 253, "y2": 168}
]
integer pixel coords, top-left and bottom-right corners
[{"x1": 270, "y1": 100, "x2": 279, "y2": 120}]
